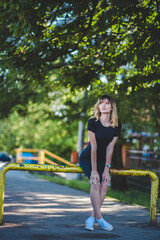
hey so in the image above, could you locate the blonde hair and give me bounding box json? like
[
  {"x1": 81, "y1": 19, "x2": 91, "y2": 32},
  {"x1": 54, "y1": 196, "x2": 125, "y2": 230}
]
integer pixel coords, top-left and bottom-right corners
[{"x1": 93, "y1": 95, "x2": 119, "y2": 127}]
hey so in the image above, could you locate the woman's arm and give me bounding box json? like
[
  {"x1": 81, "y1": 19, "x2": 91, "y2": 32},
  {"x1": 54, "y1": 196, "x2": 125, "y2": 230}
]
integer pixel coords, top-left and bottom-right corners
[
  {"x1": 88, "y1": 130, "x2": 100, "y2": 183},
  {"x1": 105, "y1": 136, "x2": 118, "y2": 165},
  {"x1": 102, "y1": 136, "x2": 118, "y2": 185}
]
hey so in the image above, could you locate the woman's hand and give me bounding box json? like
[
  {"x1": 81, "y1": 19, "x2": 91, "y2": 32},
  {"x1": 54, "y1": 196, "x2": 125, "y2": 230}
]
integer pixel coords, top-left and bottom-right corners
[
  {"x1": 90, "y1": 170, "x2": 100, "y2": 184},
  {"x1": 102, "y1": 168, "x2": 110, "y2": 186}
]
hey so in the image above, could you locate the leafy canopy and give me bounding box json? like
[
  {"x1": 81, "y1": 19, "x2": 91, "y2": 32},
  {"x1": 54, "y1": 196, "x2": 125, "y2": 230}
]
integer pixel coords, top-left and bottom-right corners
[{"x1": 0, "y1": 0, "x2": 159, "y2": 126}]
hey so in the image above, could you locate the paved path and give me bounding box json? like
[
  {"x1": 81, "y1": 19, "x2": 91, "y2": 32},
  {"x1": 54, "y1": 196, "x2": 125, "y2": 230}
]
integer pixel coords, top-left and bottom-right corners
[{"x1": 0, "y1": 170, "x2": 160, "y2": 240}]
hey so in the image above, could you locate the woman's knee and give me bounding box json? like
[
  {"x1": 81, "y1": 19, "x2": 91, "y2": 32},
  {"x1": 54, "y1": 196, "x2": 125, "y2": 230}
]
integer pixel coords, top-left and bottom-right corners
[
  {"x1": 90, "y1": 182, "x2": 99, "y2": 191},
  {"x1": 101, "y1": 182, "x2": 108, "y2": 192}
]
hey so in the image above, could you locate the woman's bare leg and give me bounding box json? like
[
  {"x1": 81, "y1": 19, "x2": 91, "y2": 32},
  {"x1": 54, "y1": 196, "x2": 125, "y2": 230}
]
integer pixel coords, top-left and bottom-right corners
[
  {"x1": 91, "y1": 182, "x2": 108, "y2": 218},
  {"x1": 90, "y1": 183, "x2": 102, "y2": 219},
  {"x1": 99, "y1": 181, "x2": 109, "y2": 206}
]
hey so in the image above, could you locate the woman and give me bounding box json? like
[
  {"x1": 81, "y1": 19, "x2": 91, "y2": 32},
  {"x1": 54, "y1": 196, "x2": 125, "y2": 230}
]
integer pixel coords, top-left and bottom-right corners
[{"x1": 79, "y1": 94, "x2": 121, "y2": 231}]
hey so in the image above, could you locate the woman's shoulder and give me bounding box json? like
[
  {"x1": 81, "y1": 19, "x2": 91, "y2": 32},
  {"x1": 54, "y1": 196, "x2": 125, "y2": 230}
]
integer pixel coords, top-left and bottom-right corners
[
  {"x1": 113, "y1": 118, "x2": 121, "y2": 129},
  {"x1": 88, "y1": 117, "x2": 97, "y2": 121},
  {"x1": 87, "y1": 118, "x2": 97, "y2": 133},
  {"x1": 114, "y1": 118, "x2": 122, "y2": 131},
  {"x1": 88, "y1": 117, "x2": 97, "y2": 123}
]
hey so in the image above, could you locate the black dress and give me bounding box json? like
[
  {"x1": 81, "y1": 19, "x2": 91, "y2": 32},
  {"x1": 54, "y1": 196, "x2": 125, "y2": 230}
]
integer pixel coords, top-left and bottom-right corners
[{"x1": 79, "y1": 118, "x2": 122, "y2": 182}]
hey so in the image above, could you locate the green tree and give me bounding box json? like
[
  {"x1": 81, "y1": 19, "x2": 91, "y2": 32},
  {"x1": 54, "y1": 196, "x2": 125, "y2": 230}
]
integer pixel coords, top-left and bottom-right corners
[
  {"x1": 0, "y1": 101, "x2": 79, "y2": 159},
  {"x1": 0, "y1": 0, "x2": 159, "y2": 127}
]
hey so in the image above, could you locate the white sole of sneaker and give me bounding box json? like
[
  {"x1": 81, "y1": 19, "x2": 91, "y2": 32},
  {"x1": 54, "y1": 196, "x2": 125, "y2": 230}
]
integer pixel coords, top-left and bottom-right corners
[
  {"x1": 102, "y1": 226, "x2": 113, "y2": 231},
  {"x1": 96, "y1": 218, "x2": 113, "y2": 231},
  {"x1": 85, "y1": 226, "x2": 94, "y2": 231}
]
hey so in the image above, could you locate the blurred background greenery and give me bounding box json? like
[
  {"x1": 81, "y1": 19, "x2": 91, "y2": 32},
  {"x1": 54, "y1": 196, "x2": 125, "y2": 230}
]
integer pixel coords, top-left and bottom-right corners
[{"x1": 0, "y1": 0, "x2": 159, "y2": 159}]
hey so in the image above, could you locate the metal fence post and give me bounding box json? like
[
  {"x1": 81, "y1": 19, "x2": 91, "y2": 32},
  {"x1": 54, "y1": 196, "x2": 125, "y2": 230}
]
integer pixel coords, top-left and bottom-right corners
[
  {"x1": 149, "y1": 171, "x2": 159, "y2": 225},
  {"x1": 16, "y1": 148, "x2": 22, "y2": 163},
  {"x1": 0, "y1": 167, "x2": 5, "y2": 224},
  {"x1": 39, "y1": 150, "x2": 45, "y2": 164}
]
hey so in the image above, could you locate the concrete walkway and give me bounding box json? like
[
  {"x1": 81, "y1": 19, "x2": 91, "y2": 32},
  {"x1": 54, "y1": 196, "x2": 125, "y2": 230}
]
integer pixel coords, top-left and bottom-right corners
[{"x1": 0, "y1": 170, "x2": 160, "y2": 240}]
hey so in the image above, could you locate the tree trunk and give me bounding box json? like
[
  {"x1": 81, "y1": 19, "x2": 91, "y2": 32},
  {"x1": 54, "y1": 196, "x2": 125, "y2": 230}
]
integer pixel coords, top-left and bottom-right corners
[
  {"x1": 76, "y1": 90, "x2": 87, "y2": 179},
  {"x1": 77, "y1": 119, "x2": 85, "y2": 155}
]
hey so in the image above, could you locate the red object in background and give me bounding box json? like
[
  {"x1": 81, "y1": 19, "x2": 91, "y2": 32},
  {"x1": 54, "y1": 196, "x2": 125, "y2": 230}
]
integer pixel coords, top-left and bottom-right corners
[{"x1": 71, "y1": 151, "x2": 78, "y2": 163}]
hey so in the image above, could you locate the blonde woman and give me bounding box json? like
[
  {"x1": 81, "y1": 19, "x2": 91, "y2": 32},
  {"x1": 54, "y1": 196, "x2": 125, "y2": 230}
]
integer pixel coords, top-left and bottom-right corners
[{"x1": 79, "y1": 94, "x2": 121, "y2": 231}]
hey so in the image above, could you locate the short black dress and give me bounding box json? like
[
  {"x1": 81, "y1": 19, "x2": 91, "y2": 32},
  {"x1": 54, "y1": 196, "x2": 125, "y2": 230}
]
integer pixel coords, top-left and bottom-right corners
[{"x1": 79, "y1": 118, "x2": 122, "y2": 182}]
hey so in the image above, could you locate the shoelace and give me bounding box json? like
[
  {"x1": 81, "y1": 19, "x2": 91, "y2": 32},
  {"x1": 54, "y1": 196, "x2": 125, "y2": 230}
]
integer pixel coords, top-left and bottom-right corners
[
  {"x1": 100, "y1": 220, "x2": 106, "y2": 228},
  {"x1": 98, "y1": 219, "x2": 111, "y2": 228}
]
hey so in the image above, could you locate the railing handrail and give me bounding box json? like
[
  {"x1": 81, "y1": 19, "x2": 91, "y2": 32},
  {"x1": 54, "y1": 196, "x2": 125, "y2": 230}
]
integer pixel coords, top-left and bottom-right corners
[
  {"x1": 0, "y1": 163, "x2": 159, "y2": 226},
  {"x1": 43, "y1": 149, "x2": 74, "y2": 166},
  {"x1": 17, "y1": 156, "x2": 39, "y2": 160},
  {"x1": 128, "y1": 150, "x2": 160, "y2": 154},
  {"x1": 127, "y1": 156, "x2": 160, "y2": 162},
  {"x1": 44, "y1": 157, "x2": 58, "y2": 165},
  {"x1": 15, "y1": 148, "x2": 75, "y2": 167},
  {"x1": 15, "y1": 148, "x2": 40, "y2": 153}
]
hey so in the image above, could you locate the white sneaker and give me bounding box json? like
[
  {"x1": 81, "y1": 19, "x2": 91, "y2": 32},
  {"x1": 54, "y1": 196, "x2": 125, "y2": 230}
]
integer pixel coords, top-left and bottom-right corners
[
  {"x1": 85, "y1": 216, "x2": 95, "y2": 231},
  {"x1": 96, "y1": 217, "x2": 113, "y2": 231}
]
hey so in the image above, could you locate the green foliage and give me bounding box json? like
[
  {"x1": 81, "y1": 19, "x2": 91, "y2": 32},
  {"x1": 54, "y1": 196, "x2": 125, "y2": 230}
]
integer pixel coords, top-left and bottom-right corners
[
  {"x1": 0, "y1": 83, "x2": 158, "y2": 159},
  {"x1": 0, "y1": 101, "x2": 78, "y2": 159},
  {"x1": 0, "y1": 0, "x2": 159, "y2": 159},
  {"x1": 0, "y1": 0, "x2": 159, "y2": 126}
]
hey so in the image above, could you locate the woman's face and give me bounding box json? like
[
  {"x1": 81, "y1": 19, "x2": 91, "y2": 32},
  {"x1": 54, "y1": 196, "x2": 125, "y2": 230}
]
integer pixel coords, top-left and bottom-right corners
[{"x1": 99, "y1": 98, "x2": 112, "y2": 114}]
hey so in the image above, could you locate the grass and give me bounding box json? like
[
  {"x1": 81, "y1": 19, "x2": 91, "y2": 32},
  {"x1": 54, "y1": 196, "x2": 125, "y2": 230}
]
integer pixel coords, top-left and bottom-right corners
[{"x1": 31, "y1": 172, "x2": 160, "y2": 212}]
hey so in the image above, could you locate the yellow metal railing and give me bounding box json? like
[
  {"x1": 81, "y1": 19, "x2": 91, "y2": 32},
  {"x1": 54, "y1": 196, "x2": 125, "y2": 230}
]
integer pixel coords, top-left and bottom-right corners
[
  {"x1": 15, "y1": 148, "x2": 75, "y2": 166},
  {"x1": 0, "y1": 163, "x2": 159, "y2": 226}
]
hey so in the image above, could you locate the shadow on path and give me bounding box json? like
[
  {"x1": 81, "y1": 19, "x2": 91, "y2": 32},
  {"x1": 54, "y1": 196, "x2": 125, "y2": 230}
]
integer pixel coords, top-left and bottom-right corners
[{"x1": 0, "y1": 170, "x2": 160, "y2": 240}]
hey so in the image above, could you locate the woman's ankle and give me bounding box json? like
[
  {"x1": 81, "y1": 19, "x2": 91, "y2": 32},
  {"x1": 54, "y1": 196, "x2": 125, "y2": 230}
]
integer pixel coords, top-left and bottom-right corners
[
  {"x1": 91, "y1": 210, "x2": 96, "y2": 218},
  {"x1": 91, "y1": 213, "x2": 102, "y2": 219},
  {"x1": 95, "y1": 214, "x2": 102, "y2": 219}
]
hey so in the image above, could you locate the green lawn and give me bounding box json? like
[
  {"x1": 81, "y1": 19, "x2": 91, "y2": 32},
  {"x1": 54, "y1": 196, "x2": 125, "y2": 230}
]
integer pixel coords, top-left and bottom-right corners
[{"x1": 31, "y1": 172, "x2": 160, "y2": 212}]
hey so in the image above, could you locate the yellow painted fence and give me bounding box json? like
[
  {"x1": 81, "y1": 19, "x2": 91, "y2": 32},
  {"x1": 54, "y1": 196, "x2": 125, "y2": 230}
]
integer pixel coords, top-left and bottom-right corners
[
  {"x1": 15, "y1": 148, "x2": 75, "y2": 166},
  {"x1": 0, "y1": 163, "x2": 159, "y2": 226}
]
